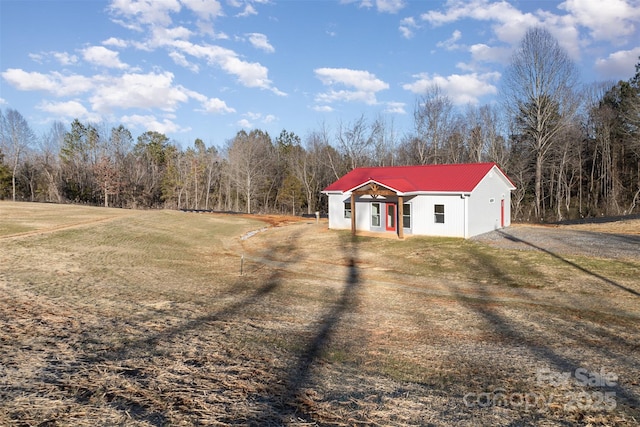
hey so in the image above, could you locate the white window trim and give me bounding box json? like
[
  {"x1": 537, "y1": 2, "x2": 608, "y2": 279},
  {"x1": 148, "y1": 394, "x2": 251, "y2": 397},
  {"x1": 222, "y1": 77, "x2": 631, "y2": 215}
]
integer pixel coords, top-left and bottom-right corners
[
  {"x1": 402, "y1": 203, "x2": 411, "y2": 229},
  {"x1": 344, "y1": 201, "x2": 352, "y2": 219},
  {"x1": 371, "y1": 202, "x2": 381, "y2": 227},
  {"x1": 434, "y1": 204, "x2": 445, "y2": 224}
]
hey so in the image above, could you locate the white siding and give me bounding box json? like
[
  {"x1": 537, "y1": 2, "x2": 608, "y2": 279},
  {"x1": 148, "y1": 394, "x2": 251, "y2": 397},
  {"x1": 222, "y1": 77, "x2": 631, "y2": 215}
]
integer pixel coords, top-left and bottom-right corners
[
  {"x1": 411, "y1": 195, "x2": 466, "y2": 238},
  {"x1": 467, "y1": 166, "x2": 512, "y2": 237},
  {"x1": 327, "y1": 193, "x2": 351, "y2": 229},
  {"x1": 327, "y1": 194, "x2": 381, "y2": 232}
]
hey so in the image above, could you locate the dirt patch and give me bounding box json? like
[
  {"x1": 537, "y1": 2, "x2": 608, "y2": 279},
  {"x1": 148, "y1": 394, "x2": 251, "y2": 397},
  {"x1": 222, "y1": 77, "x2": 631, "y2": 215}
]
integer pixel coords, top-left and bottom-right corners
[{"x1": 240, "y1": 213, "x2": 314, "y2": 227}]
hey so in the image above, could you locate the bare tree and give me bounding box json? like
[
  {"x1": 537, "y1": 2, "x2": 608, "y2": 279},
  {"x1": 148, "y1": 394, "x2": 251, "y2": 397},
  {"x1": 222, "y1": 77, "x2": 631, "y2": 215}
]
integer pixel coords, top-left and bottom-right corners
[
  {"x1": 501, "y1": 27, "x2": 580, "y2": 221},
  {"x1": 0, "y1": 109, "x2": 36, "y2": 201},
  {"x1": 464, "y1": 104, "x2": 508, "y2": 164},
  {"x1": 335, "y1": 115, "x2": 379, "y2": 170},
  {"x1": 317, "y1": 121, "x2": 346, "y2": 181},
  {"x1": 226, "y1": 129, "x2": 273, "y2": 213},
  {"x1": 412, "y1": 85, "x2": 455, "y2": 164},
  {"x1": 38, "y1": 121, "x2": 66, "y2": 203}
]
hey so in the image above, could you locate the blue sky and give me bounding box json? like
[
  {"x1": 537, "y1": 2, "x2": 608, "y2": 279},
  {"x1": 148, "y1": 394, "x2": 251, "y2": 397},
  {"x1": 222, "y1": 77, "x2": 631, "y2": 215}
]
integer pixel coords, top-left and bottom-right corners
[{"x1": 1, "y1": 0, "x2": 640, "y2": 148}]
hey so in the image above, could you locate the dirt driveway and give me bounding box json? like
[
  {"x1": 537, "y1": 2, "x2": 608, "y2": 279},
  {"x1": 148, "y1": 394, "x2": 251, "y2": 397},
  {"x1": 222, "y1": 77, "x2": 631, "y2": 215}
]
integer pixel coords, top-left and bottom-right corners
[{"x1": 473, "y1": 224, "x2": 640, "y2": 261}]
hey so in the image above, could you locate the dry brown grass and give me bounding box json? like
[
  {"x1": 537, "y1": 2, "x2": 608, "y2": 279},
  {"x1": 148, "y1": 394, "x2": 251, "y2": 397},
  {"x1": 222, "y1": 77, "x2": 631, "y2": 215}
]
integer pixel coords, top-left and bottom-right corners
[
  {"x1": 561, "y1": 218, "x2": 640, "y2": 235},
  {"x1": 513, "y1": 218, "x2": 640, "y2": 235},
  {"x1": 0, "y1": 201, "x2": 639, "y2": 426}
]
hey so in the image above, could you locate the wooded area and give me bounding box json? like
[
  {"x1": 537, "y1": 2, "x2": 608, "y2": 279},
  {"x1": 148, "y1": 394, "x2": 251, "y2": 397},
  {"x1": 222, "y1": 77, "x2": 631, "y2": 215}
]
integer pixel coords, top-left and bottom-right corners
[{"x1": 1, "y1": 29, "x2": 639, "y2": 222}]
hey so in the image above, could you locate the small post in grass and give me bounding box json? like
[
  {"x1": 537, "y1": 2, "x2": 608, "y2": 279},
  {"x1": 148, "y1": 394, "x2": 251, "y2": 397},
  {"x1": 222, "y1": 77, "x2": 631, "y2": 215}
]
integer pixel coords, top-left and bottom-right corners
[{"x1": 240, "y1": 254, "x2": 244, "y2": 276}]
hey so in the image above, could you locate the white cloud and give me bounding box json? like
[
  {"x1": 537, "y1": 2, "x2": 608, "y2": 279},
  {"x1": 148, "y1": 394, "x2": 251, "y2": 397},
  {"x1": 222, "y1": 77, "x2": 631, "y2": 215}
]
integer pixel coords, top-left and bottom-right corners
[
  {"x1": 103, "y1": 37, "x2": 128, "y2": 48},
  {"x1": 399, "y1": 17, "x2": 418, "y2": 39},
  {"x1": 313, "y1": 105, "x2": 334, "y2": 112},
  {"x1": 28, "y1": 53, "x2": 45, "y2": 63},
  {"x1": 82, "y1": 46, "x2": 129, "y2": 69},
  {"x1": 146, "y1": 26, "x2": 193, "y2": 49},
  {"x1": 3, "y1": 67, "x2": 236, "y2": 127},
  {"x1": 28, "y1": 51, "x2": 78, "y2": 66},
  {"x1": 107, "y1": 0, "x2": 281, "y2": 95},
  {"x1": 421, "y1": 0, "x2": 531, "y2": 28},
  {"x1": 418, "y1": 0, "x2": 640, "y2": 63},
  {"x1": 315, "y1": 68, "x2": 389, "y2": 93},
  {"x1": 560, "y1": 0, "x2": 640, "y2": 43},
  {"x1": 246, "y1": 33, "x2": 275, "y2": 53},
  {"x1": 403, "y1": 72, "x2": 500, "y2": 105},
  {"x1": 169, "y1": 51, "x2": 200, "y2": 72},
  {"x1": 339, "y1": 0, "x2": 371, "y2": 9},
  {"x1": 237, "y1": 111, "x2": 276, "y2": 127},
  {"x1": 236, "y1": 4, "x2": 257, "y2": 17},
  {"x1": 376, "y1": 0, "x2": 405, "y2": 14},
  {"x1": 314, "y1": 68, "x2": 389, "y2": 106},
  {"x1": 199, "y1": 97, "x2": 235, "y2": 114},
  {"x1": 1, "y1": 69, "x2": 93, "y2": 96},
  {"x1": 53, "y1": 51, "x2": 79, "y2": 65},
  {"x1": 326, "y1": 23, "x2": 338, "y2": 37},
  {"x1": 469, "y1": 43, "x2": 512, "y2": 65},
  {"x1": 316, "y1": 89, "x2": 380, "y2": 105},
  {"x1": 37, "y1": 100, "x2": 102, "y2": 122},
  {"x1": 121, "y1": 113, "x2": 187, "y2": 134},
  {"x1": 342, "y1": 0, "x2": 405, "y2": 13},
  {"x1": 237, "y1": 118, "x2": 252, "y2": 128},
  {"x1": 437, "y1": 30, "x2": 463, "y2": 50},
  {"x1": 0, "y1": 98, "x2": 7, "y2": 106},
  {"x1": 109, "y1": 0, "x2": 181, "y2": 29},
  {"x1": 385, "y1": 101, "x2": 406, "y2": 114},
  {"x1": 180, "y1": 0, "x2": 222, "y2": 21},
  {"x1": 89, "y1": 71, "x2": 190, "y2": 113},
  {"x1": 595, "y1": 47, "x2": 640, "y2": 79},
  {"x1": 171, "y1": 40, "x2": 284, "y2": 94},
  {"x1": 421, "y1": 0, "x2": 542, "y2": 48}
]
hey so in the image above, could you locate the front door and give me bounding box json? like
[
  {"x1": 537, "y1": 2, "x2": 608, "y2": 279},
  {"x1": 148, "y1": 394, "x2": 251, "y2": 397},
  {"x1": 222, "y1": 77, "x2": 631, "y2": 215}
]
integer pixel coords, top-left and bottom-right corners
[{"x1": 385, "y1": 203, "x2": 396, "y2": 231}]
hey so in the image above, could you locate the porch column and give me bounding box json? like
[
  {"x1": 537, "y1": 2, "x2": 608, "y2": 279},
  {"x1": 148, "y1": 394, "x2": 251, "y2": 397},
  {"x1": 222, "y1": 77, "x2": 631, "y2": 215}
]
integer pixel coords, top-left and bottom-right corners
[
  {"x1": 398, "y1": 196, "x2": 404, "y2": 239},
  {"x1": 350, "y1": 192, "x2": 356, "y2": 236}
]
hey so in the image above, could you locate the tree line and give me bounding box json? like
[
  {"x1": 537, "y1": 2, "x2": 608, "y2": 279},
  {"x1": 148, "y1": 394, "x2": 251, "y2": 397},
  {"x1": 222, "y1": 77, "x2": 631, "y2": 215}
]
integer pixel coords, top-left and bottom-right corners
[{"x1": 1, "y1": 28, "x2": 639, "y2": 222}]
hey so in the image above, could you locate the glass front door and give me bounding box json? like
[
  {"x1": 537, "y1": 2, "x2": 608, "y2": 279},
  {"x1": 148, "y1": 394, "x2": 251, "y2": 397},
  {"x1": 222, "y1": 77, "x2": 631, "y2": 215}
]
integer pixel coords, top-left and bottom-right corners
[{"x1": 385, "y1": 203, "x2": 396, "y2": 231}]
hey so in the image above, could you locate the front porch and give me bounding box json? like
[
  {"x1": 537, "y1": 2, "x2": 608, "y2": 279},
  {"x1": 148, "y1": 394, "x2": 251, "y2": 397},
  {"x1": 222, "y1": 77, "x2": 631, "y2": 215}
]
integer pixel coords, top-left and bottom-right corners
[{"x1": 349, "y1": 182, "x2": 408, "y2": 239}]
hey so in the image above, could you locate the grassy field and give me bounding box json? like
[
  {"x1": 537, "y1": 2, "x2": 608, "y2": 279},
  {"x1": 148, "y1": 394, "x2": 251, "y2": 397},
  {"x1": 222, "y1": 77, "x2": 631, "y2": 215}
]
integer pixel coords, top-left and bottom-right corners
[{"x1": 0, "y1": 201, "x2": 638, "y2": 426}]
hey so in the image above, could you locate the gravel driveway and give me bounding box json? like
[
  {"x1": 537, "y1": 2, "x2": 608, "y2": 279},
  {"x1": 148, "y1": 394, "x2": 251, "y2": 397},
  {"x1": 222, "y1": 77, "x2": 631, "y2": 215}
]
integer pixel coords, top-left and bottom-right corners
[{"x1": 473, "y1": 225, "x2": 640, "y2": 260}]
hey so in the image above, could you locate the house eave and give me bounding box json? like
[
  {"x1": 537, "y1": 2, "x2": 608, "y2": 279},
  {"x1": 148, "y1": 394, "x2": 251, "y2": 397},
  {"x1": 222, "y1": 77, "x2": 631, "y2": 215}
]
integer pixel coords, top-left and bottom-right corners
[
  {"x1": 323, "y1": 190, "x2": 474, "y2": 196},
  {"x1": 397, "y1": 191, "x2": 472, "y2": 196}
]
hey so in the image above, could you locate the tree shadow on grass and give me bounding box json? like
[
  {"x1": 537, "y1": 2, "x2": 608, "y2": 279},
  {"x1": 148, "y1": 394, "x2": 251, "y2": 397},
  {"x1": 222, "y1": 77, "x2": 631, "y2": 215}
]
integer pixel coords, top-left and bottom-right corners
[
  {"x1": 114, "y1": 229, "x2": 304, "y2": 357},
  {"x1": 244, "y1": 232, "x2": 362, "y2": 425},
  {"x1": 497, "y1": 229, "x2": 639, "y2": 297},
  {"x1": 37, "y1": 230, "x2": 307, "y2": 426},
  {"x1": 450, "y1": 242, "x2": 640, "y2": 423}
]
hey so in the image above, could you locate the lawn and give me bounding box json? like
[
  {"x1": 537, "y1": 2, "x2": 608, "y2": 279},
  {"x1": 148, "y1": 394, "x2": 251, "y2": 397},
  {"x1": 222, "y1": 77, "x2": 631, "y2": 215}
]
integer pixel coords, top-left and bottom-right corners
[{"x1": 0, "y1": 201, "x2": 638, "y2": 426}]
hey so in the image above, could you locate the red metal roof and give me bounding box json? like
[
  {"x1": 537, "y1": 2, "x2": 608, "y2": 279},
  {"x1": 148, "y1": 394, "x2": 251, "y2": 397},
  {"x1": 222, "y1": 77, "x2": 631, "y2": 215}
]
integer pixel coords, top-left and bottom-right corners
[{"x1": 322, "y1": 162, "x2": 515, "y2": 194}]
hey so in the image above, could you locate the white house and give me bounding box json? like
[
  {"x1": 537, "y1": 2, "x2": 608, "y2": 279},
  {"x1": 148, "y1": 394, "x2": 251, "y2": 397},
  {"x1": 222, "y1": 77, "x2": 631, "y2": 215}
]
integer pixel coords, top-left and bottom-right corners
[{"x1": 321, "y1": 162, "x2": 516, "y2": 239}]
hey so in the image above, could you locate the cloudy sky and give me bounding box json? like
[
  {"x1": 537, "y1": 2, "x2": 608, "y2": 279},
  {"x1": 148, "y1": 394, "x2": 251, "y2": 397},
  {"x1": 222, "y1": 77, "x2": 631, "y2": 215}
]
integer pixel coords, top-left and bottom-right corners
[{"x1": 1, "y1": 0, "x2": 639, "y2": 147}]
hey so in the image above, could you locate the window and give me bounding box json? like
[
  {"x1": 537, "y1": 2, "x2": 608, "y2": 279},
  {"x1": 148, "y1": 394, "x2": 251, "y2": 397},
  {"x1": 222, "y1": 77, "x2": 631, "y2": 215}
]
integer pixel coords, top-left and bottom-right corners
[
  {"x1": 402, "y1": 203, "x2": 411, "y2": 228},
  {"x1": 434, "y1": 204, "x2": 445, "y2": 224},
  {"x1": 371, "y1": 203, "x2": 381, "y2": 227},
  {"x1": 344, "y1": 202, "x2": 352, "y2": 219}
]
